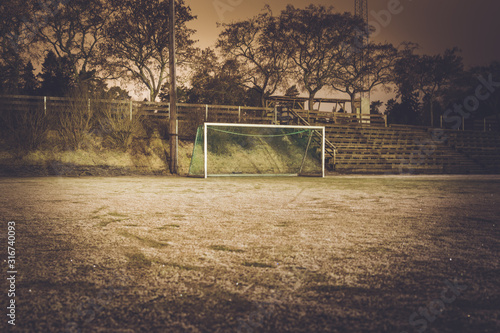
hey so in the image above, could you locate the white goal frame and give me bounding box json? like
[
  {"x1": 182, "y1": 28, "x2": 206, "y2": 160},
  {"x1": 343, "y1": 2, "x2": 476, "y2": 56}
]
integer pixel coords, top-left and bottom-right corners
[{"x1": 203, "y1": 122, "x2": 325, "y2": 178}]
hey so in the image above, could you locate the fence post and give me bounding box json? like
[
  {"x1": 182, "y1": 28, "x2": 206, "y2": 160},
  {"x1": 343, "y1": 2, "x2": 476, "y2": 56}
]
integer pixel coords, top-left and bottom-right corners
[
  {"x1": 440, "y1": 115, "x2": 443, "y2": 129},
  {"x1": 44, "y1": 96, "x2": 47, "y2": 115},
  {"x1": 129, "y1": 100, "x2": 133, "y2": 120},
  {"x1": 88, "y1": 99, "x2": 91, "y2": 114},
  {"x1": 205, "y1": 104, "x2": 208, "y2": 121},
  {"x1": 238, "y1": 106, "x2": 241, "y2": 123}
]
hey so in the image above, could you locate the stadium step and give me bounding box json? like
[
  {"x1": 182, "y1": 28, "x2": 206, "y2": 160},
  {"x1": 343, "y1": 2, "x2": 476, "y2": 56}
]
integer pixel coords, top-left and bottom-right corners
[
  {"x1": 325, "y1": 124, "x2": 498, "y2": 174},
  {"x1": 281, "y1": 109, "x2": 499, "y2": 174}
]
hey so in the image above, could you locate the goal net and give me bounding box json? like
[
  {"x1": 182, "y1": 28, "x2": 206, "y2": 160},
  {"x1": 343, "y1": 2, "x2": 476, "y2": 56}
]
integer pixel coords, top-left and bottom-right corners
[{"x1": 188, "y1": 123, "x2": 325, "y2": 178}]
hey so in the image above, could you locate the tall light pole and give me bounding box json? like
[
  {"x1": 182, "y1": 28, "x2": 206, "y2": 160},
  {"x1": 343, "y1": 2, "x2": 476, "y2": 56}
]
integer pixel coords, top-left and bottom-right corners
[
  {"x1": 355, "y1": 0, "x2": 368, "y2": 27},
  {"x1": 355, "y1": 0, "x2": 370, "y2": 117},
  {"x1": 169, "y1": 0, "x2": 178, "y2": 174}
]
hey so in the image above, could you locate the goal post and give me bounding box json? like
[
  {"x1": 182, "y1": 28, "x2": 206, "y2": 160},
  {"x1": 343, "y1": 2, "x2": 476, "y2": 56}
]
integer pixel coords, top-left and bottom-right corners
[{"x1": 188, "y1": 123, "x2": 325, "y2": 178}]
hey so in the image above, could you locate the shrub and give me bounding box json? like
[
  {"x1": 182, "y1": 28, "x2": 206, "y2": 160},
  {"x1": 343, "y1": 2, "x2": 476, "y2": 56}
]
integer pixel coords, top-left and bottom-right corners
[
  {"x1": 97, "y1": 101, "x2": 143, "y2": 151},
  {"x1": 0, "y1": 106, "x2": 49, "y2": 153},
  {"x1": 55, "y1": 95, "x2": 95, "y2": 150}
]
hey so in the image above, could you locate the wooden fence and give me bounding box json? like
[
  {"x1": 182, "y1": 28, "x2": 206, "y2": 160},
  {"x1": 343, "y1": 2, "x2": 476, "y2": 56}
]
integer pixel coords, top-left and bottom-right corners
[
  {"x1": 292, "y1": 109, "x2": 387, "y2": 127},
  {"x1": 0, "y1": 95, "x2": 389, "y2": 138},
  {"x1": 0, "y1": 95, "x2": 277, "y2": 138},
  {"x1": 0, "y1": 95, "x2": 274, "y2": 121}
]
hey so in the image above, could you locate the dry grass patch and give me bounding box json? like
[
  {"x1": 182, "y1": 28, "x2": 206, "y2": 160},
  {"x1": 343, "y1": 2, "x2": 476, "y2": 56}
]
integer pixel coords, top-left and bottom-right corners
[
  {"x1": 209, "y1": 245, "x2": 245, "y2": 253},
  {"x1": 118, "y1": 230, "x2": 169, "y2": 248},
  {"x1": 157, "y1": 224, "x2": 181, "y2": 230},
  {"x1": 1, "y1": 175, "x2": 499, "y2": 333},
  {"x1": 124, "y1": 250, "x2": 152, "y2": 269},
  {"x1": 242, "y1": 261, "x2": 275, "y2": 269}
]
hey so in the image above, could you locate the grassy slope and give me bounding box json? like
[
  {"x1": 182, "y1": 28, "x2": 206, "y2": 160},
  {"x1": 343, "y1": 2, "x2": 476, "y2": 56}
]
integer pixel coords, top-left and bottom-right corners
[{"x1": 0, "y1": 134, "x2": 195, "y2": 177}]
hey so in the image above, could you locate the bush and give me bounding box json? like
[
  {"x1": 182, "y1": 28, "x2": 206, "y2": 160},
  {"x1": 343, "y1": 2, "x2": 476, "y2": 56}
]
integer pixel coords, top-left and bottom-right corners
[
  {"x1": 178, "y1": 106, "x2": 205, "y2": 140},
  {"x1": 0, "y1": 106, "x2": 49, "y2": 153},
  {"x1": 96, "y1": 101, "x2": 143, "y2": 151},
  {"x1": 55, "y1": 95, "x2": 95, "y2": 150}
]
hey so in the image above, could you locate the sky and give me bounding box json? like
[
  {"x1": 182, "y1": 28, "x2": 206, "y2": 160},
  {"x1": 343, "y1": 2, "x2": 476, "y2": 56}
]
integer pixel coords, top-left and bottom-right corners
[
  {"x1": 187, "y1": 0, "x2": 500, "y2": 67},
  {"x1": 183, "y1": 0, "x2": 500, "y2": 104}
]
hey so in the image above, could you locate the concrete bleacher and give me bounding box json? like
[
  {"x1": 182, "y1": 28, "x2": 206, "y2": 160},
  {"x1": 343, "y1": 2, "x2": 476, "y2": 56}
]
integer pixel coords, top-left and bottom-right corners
[
  {"x1": 444, "y1": 130, "x2": 500, "y2": 174},
  {"x1": 325, "y1": 124, "x2": 500, "y2": 174}
]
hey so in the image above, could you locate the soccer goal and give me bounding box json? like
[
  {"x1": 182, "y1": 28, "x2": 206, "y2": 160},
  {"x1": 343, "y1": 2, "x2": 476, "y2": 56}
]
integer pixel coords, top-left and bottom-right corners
[{"x1": 188, "y1": 123, "x2": 325, "y2": 178}]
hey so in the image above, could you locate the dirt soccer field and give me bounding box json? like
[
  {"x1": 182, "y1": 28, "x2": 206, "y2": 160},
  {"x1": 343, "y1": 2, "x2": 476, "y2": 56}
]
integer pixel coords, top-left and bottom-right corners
[{"x1": 0, "y1": 175, "x2": 499, "y2": 333}]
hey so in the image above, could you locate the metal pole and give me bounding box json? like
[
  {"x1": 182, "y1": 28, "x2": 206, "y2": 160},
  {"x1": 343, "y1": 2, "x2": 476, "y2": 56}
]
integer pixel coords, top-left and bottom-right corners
[
  {"x1": 176, "y1": 118, "x2": 179, "y2": 168},
  {"x1": 204, "y1": 123, "x2": 208, "y2": 178},
  {"x1": 169, "y1": 0, "x2": 178, "y2": 174},
  {"x1": 322, "y1": 127, "x2": 325, "y2": 178}
]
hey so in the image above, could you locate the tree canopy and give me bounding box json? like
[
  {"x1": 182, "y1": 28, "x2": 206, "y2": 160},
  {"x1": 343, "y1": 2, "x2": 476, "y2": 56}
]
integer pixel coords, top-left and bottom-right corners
[
  {"x1": 102, "y1": 0, "x2": 197, "y2": 101},
  {"x1": 277, "y1": 5, "x2": 361, "y2": 110},
  {"x1": 332, "y1": 42, "x2": 400, "y2": 112},
  {"x1": 217, "y1": 7, "x2": 290, "y2": 107}
]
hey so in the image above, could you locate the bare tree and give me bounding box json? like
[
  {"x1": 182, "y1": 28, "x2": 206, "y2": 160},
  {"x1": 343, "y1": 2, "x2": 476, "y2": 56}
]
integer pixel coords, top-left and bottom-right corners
[
  {"x1": 418, "y1": 48, "x2": 463, "y2": 126},
  {"x1": 28, "y1": 0, "x2": 110, "y2": 88},
  {"x1": 277, "y1": 5, "x2": 360, "y2": 110},
  {"x1": 102, "y1": 0, "x2": 197, "y2": 101},
  {"x1": 184, "y1": 48, "x2": 249, "y2": 105},
  {"x1": 393, "y1": 47, "x2": 463, "y2": 126},
  {"x1": 470, "y1": 61, "x2": 500, "y2": 131},
  {"x1": 0, "y1": 0, "x2": 38, "y2": 93},
  {"x1": 331, "y1": 42, "x2": 400, "y2": 113},
  {"x1": 217, "y1": 7, "x2": 290, "y2": 107}
]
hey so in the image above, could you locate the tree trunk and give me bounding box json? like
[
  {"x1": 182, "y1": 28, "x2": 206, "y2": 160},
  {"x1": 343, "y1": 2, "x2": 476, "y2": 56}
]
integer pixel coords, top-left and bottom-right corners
[
  {"x1": 350, "y1": 93, "x2": 356, "y2": 114},
  {"x1": 430, "y1": 95, "x2": 434, "y2": 127},
  {"x1": 308, "y1": 93, "x2": 316, "y2": 111},
  {"x1": 307, "y1": 92, "x2": 317, "y2": 124}
]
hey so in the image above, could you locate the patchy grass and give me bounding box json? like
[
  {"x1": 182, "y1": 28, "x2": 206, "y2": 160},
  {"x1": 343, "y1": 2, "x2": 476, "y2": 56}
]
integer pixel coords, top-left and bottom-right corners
[
  {"x1": 2, "y1": 175, "x2": 499, "y2": 333},
  {"x1": 107, "y1": 212, "x2": 129, "y2": 218},
  {"x1": 242, "y1": 261, "x2": 275, "y2": 268},
  {"x1": 162, "y1": 262, "x2": 200, "y2": 271},
  {"x1": 275, "y1": 221, "x2": 292, "y2": 227},
  {"x1": 97, "y1": 220, "x2": 114, "y2": 227},
  {"x1": 209, "y1": 245, "x2": 245, "y2": 253},
  {"x1": 118, "y1": 230, "x2": 169, "y2": 248},
  {"x1": 124, "y1": 250, "x2": 152, "y2": 269},
  {"x1": 157, "y1": 224, "x2": 181, "y2": 230},
  {"x1": 91, "y1": 205, "x2": 109, "y2": 214}
]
